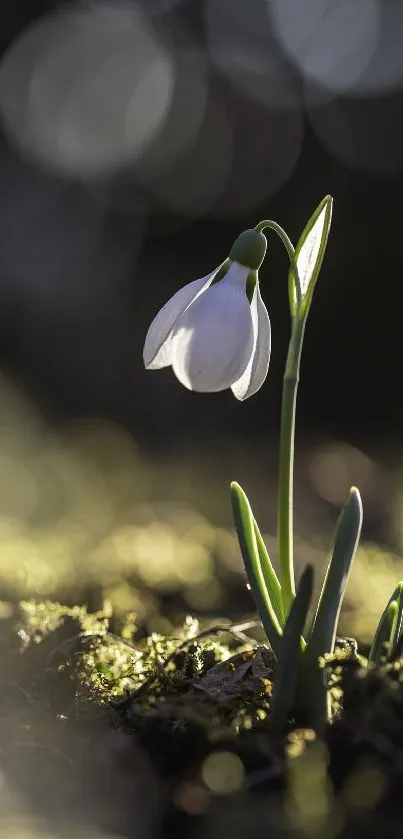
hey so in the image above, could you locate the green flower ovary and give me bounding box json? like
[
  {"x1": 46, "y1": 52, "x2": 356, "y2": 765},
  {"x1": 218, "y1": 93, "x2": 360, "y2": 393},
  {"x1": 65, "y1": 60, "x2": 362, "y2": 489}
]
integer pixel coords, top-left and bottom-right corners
[{"x1": 229, "y1": 229, "x2": 267, "y2": 270}]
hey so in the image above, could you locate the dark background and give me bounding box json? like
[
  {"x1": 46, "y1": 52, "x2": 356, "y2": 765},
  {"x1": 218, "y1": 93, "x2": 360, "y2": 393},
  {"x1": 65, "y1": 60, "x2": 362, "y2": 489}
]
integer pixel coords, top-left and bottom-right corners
[
  {"x1": 0, "y1": 0, "x2": 401, "y2": 455},
  {"x1": 0, "y1": 0, "x2": 398, "y2": 687},
  {"x1": 0, "y1": 11, "x2": 401, "y2": 833}
]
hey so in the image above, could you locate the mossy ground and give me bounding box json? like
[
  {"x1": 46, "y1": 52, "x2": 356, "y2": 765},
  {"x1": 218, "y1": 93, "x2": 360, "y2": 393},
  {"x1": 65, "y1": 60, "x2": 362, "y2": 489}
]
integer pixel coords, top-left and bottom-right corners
[{"x1": 1, "y1": 600, "x2": 403, "y2": 838}]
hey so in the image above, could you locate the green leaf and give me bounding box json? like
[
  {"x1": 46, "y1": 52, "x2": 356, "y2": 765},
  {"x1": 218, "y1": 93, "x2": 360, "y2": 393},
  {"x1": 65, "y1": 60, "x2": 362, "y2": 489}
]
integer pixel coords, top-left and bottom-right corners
[
  {"x1": 268, "y1": 565, "x2": 314, "y2": 736},
  {"x1": 307, "y1": 487, "x2": 362, "y2": 658},
  {"x1": 389, "y1": 583, "x2": 403, "y2": 657},
  {"x1": 297, "y1": 487, "x2": 362, "y2": 726},
  {"x1": 369, "y1": 601, "x2": 398, "y2": 666},
  {"x1": 252, "y1": 517, "x2": 285, "y2": 627},
  {"x1": 231, "y1": 481, "x2": 282, "y2": 656},
  {"x1": 289, "y1": 195, "x2": 333, "y2": 318},
  {"x1": 368, "y1": 581, "x2": 403, "y2": 665}
]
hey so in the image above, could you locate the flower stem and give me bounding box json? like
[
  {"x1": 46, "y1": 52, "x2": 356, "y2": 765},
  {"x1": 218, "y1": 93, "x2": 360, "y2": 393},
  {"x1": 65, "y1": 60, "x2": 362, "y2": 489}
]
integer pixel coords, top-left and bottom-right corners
[
  {"x1": 278, "y1": 316, "x2": 306, "y2": 613},
  {"x1": 254, "y1": 219, "x2": 301, "y2": 311},
  {"x1": 255, "y1": 218, "x2": 306, "y2": 615}
]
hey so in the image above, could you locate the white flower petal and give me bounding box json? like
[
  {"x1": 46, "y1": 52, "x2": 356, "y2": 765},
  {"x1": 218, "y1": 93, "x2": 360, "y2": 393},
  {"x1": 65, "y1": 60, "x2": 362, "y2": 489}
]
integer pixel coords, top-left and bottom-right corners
[
  {"x1": 143, "y1": 272, "x2": 215, "y2": 369},
  {"x1": 171, "y1": 278, "x2": 253, "y2": 392},
  {"x1": 231, "y1": 283, "x2": 271, "y2": 400},
  {"x1": 219, "y1": 260, "x2": 251, "y2": 290}
]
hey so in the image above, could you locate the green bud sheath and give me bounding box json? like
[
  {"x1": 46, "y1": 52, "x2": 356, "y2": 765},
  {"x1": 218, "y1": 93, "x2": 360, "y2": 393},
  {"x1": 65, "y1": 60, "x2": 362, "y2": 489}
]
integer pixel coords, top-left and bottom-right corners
[
  {"x1": 229, "y1": 229, "x2": 267, "y2": 270},
  {"x1": 246, "y1": 270, "x2": 258, "y2": 303}
]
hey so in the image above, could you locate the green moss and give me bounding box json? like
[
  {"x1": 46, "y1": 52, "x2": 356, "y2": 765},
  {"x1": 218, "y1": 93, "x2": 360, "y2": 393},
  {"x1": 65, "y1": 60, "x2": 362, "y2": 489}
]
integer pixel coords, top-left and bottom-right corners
[{"x1": 4, "y1": 596, "x2": 403, "y2": 839}]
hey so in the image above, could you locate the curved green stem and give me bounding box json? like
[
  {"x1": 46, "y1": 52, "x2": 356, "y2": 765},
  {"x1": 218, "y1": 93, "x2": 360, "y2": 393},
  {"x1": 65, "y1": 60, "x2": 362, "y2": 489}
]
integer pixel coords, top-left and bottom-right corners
[{"x1": 254, "y1": 219, "x2": 301, "y2": 312}]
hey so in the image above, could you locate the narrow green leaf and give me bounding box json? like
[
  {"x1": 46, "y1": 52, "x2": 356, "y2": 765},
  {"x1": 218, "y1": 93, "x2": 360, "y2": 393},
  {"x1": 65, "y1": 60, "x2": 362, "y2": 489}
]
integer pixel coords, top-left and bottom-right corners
[
  {"x1": 269, "y1": 565, "x2": 314, "y2": 735},
  {"x1": 231, "y1": 481, "x2": 282, "y2": 656},
  {"x1": 369, "y1": 601, "x2": 398, "y2": 665},
  {"x1": 289, "y1": 195, "x2": 333, "y2": 317},
  {"x1": 252, "y1": 517, "x2": 285, "y2": 627},
  {"x1": 297, "y1": 488, "x2": 362, "y2": 727},
  {"x1": 389, "y1": 582, "x2": 403, "y2": 657},
  {"x1": 369, "y1": 581, "x2": 403, "y2": 665},
  {"x1": 307, "y1": 487, "x2": 362, "y2": 660}
]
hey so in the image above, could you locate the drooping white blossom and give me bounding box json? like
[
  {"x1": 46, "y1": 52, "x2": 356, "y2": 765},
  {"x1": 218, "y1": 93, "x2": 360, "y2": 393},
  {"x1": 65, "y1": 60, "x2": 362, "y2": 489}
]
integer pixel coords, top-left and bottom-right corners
[{"x1": 143, "y1": 239, "x2": 271, "y2": 399}]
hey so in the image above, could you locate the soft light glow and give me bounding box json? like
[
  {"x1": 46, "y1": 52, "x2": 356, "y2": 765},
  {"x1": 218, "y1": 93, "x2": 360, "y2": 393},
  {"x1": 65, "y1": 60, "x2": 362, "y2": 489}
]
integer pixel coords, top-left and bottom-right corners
[
  {"x1": 0, "y1": 3, "x2": 175, "y2": 176},
  {"x1": 269, "y1": 0, "x2": 378, "y2": 96},
  {"x1": 202, "y1": 752, "x2": 244, "y2": 794}
]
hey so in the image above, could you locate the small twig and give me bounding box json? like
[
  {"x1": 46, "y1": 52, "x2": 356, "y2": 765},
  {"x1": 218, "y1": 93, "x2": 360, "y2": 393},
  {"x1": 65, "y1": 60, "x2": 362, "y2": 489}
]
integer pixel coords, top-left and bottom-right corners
[{"x1": 119, "y1": 620, "x2": 262, "y2": 704}]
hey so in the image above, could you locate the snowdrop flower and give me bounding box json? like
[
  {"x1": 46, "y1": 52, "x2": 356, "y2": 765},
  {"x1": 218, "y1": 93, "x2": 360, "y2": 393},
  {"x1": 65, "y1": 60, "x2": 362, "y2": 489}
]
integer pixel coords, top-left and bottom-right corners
[{"x1": 143, "y1": 229, "x2": 271, "y2": 400}]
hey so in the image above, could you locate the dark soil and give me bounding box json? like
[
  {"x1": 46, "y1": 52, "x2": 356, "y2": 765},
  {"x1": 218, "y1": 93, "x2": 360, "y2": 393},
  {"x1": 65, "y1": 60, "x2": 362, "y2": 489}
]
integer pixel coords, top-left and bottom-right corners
[{"x1": 2, "y1": 601, "x2": 403, "y2": 839}]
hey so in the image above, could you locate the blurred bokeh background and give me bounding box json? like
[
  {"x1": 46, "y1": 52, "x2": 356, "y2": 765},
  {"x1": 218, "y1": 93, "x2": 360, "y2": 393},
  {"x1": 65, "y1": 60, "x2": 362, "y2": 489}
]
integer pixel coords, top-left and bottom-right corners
[{"x1": 0, "y1": 0, "x2": 401, "y2": 644}]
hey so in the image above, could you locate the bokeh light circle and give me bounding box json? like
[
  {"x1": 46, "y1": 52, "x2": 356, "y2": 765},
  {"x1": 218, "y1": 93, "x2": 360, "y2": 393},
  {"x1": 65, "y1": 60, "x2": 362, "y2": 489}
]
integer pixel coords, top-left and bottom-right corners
[
  {"x1": 269, "y1": 0, "x2": 379, "y2": 96},
  {"x1": 0, "y1": 3, "x2": 175, "y2": 177}
]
